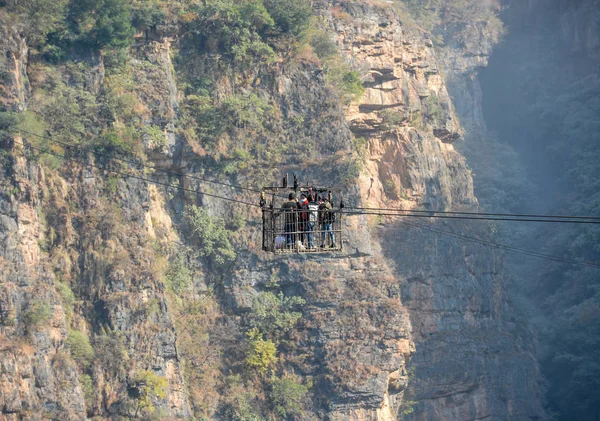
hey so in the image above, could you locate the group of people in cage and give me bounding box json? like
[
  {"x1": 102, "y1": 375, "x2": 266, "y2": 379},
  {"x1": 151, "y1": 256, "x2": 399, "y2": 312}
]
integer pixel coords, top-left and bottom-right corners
[{"x1": 276, "y1": 192, "x2": 337, "y2": 250}]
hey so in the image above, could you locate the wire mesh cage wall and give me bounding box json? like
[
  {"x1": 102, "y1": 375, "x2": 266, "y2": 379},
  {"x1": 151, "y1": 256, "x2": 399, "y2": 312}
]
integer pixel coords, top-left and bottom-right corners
[{"x1": 262, "y1": 208, "x2": 343, "y2": 254}]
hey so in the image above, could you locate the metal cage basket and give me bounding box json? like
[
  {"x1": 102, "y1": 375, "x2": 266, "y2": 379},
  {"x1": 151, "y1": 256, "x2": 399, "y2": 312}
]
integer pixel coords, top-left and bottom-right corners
[{"x1": 262, "y1": 208, "x2": 343, "y2": 254}]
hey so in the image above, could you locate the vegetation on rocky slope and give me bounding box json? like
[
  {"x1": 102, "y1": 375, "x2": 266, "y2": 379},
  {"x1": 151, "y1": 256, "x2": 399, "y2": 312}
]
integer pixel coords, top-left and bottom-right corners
[{"x1": 0, "y1": 0, "x2": 366, "y2": 419}]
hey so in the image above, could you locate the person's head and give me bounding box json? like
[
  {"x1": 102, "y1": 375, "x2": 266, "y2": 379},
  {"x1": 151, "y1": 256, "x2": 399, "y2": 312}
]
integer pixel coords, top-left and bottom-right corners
[
  {"x1": 289, "y1": 192, "x2": 296, "y2": 200},
  {"x1": 300, "y1": 194, "x2": 307, "y2": 200}
]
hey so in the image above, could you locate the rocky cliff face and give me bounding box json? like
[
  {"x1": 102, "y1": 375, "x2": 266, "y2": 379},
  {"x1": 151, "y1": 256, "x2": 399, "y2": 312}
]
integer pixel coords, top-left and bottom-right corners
[
  {"x1": 387, "y1": 2, "x2": 550, "y2": 420},
  {"x1": 0, "y1": 1, "x2": 549, "y2": 420},
  {"x1": 0, "y1": 19, "x2": 190, "y2": 420},
  {"x1": 322, "y1": 2, "x2": 548, "y2": 420},
  {"x1": 327, "y1": 1, "x2": 472, "y2": 212},
  {"x1": 0, "y1": 23, "x2": 86, "y2": 421}
]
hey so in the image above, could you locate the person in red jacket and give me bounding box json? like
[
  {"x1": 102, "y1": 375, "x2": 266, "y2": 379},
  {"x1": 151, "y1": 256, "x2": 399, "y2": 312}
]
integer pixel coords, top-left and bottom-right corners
[
  {"x1": 306, "y1": 194, "x2": 318, "y2": 249},
  {"x1": 297, "y1": 194, "x2": 310, "y2": 248}
]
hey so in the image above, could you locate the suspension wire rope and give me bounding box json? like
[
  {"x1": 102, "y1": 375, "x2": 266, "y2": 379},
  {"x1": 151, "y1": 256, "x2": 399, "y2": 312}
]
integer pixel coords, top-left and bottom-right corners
[
  {"x1": 340, "y1": 210, "x2": 600, "y2": 225},
  {"x1": 346, "y1": 206, "x2": 600, "y2": 221},
  {"x1": 11, "y1": 128, "x2": 600, "y2": 222},
  {"x1": 8, "y1": 137, "x2": 600, "y2": 224},
  {"x1": 7, "y1": 135, "x2": 600, "y2": 269},
  {"x1": 10, "y1": 127, "x2": 600, "y2": 222},
  {"x1": 12, "y1": 138, "x2": 260, "y2": 207},
  {"x1": 7, "y1": 137, "x2": 600, "y2": 223}
]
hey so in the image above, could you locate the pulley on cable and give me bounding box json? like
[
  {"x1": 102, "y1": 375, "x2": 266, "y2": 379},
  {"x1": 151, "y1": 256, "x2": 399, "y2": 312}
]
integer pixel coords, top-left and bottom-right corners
[{"x1": 260, "y1": 173, "x2": 344, "y2": 254}]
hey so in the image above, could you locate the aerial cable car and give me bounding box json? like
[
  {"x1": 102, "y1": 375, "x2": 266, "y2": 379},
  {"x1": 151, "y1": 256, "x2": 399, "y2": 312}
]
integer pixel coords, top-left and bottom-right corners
[{"x1": 261, "y1": 174, "x2": 344, "y2": 254}]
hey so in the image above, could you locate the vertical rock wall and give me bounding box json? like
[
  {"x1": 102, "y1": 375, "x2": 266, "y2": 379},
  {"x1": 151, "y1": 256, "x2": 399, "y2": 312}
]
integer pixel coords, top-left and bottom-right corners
[
  {"x1": 0, "y1": 21, "x2": 190, "y2": 418},
  {"x1": 324, "y1": 1, "x2": 548, "y2": 420},
  {"x1": 0, "y1": 23, "x2": 87, "y2": 420}
]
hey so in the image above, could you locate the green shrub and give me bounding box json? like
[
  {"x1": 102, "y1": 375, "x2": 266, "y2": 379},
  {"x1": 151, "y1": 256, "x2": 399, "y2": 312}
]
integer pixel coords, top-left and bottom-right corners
[
  {"x1": 144, "y1": 125, "x2": 167, "y2": 151},
  {"x1": 67, "y1": 330, "x2": 94, "y2": 367},
  {"x1": 184, "y1": 95, "x2": 222, "y2": 141},
  {"x1": 222, "y1": 148, "x2": 251, "y2": 175},
  {"x1": 245, "y1": 328, "x2": 277, "y2": 375},
  {"x1": 240, "y1": 0, "x2": 275, "y2": 30},
  {"x1": 184, "y1": 205, "x2": 236, "y2": 266},
  {"x1": 325, "y1": 59, "x2": 365, "y2": 104},
  {"x1": 165, "y1": 254, "x2": 192, "y2": 296},
  {"x1": 223, "y1": 375, "x2": 263, "y2": 421},
  {"x1": 399, "y1": 0, "x2": 504, "y2": 43},
  {"x1": 353, "y1": 136, "x2": 368, "y2": 153},
  {"x1": 56, "y1": 282, "x2": 75, "y2": 321},
  {"x1": 266, "y1": 269, "x2": 280, "y2": 289},
  {"x1": 131, "y1": 370, "x2": 168, "y2": 415},
  {"x1": 186, "y1": 0, "x2": 275, "y2": 66},
  {"x1": 100, "y1": 69, "x2": 139, "y2": 123},
  {"x1": 221, "y1": 93, "x2": 273, "y2": 130},
  {"x1": 93, "y1": 131, "x2": 132, "y2": 156},
  {"x1": 269, "y1": 375, "x2": 309, "y2": 419},
  {"x1": 426, "y1": 92, "x2": 444, "y2": 123},
  {"x1": 248, "y1": 292, "x2": 304, "y2": 340},
  {"x1": 399, "y1": 0, "x2": 441, "y2": 31},
  {"x1": 263, "y1": 0, "x2": 312, "y2": 36},
  {"x1": 38, "y1": 83, "x2": 97, "y2": 145},
  {"x1": 106, "y1": 176, "x2": 120, "y2": 194},
  {"x1": 339, "y1": 159, "x2": 362, "y2": 184},
  {"x1": 23, "y1": 301, "x2": 52, "y2": 330},
  {"x1": 131, "y1": 1, "x2": 165, "y2": 31},
  {"x1": 1, "y1": 110, "x2": 48, "y2": 164},
  {"x1": 309, "y1": 31, "x2": 338, "y2": 59},
  {"x1": 3, "y1": 0, "x2": 68, "y2": 44},
  {"x1": 231, "y1": 148, "x2": 250, "y2": 162},
  {"x1": 67, "y1": 0, "x2": 135, "y2": 50},
  {"x1": 0, "y1": 111, "x2": 22, "y2": 140},
  {"x1": 379, "y1": 110, "x2": 405, "y2": 130},
  {"x1": 16, "y1": 111, "x2": 50, "y2": 160},
  {"x1": 80, "y1": 373, "x2": 95, "y2": 405},
  {"x1": 341, "y1": 71, "x2": 365, "y2": 99}
]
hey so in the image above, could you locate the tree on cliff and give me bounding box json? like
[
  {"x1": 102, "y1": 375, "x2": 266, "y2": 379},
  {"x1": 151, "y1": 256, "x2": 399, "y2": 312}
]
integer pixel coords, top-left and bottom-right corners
[
  {"x1": 263, "y1": 0, "x2": 312, "y2": 36},
  {"x1": 1, "y1": 0, "x2": 68, "y2": 44},
  {"x1": 67, "y1": 0, "x2": 134, "y2": 50}
]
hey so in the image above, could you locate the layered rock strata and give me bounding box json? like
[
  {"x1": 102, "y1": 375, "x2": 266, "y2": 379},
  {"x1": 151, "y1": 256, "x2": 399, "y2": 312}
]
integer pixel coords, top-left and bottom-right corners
[{"x1": 325, "y1": 2, "x2": 548, "y2": 420}]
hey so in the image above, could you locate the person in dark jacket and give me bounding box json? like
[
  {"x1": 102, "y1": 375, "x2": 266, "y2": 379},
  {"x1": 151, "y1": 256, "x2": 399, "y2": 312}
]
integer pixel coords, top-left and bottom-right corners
[
  {"x1": 280, "y1": 193, "x2": 299, "y2": 248},
  {"x1": 319, "y1": 196, "x2": 336, "y2": 248}
]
